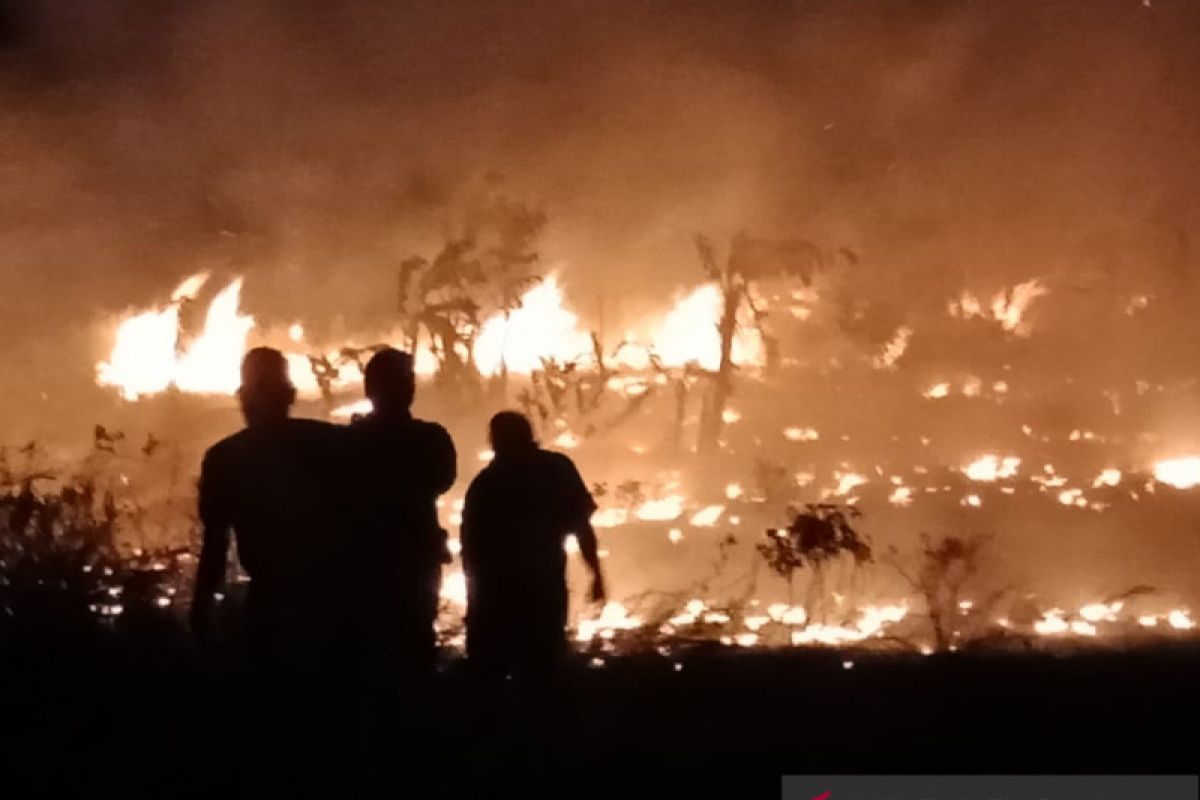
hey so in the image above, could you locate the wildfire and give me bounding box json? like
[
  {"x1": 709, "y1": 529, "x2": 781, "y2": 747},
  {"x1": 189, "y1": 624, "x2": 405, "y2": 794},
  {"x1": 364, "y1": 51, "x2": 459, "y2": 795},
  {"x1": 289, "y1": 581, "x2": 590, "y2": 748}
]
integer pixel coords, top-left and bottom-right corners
[
  {"x1": 98, "y1": 273, "x2": 768, "y2": 402},
  {"x1": 474, "y1": 277, "x2": 595, "y2": 375},
  {"x1": 643, "y1": 283, "x2": 766, "y2": 371}
]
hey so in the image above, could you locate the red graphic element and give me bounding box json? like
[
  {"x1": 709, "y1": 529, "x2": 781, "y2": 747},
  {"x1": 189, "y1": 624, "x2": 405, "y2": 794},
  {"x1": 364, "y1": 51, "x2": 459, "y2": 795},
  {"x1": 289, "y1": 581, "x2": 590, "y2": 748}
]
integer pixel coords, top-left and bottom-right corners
[{"x1": 810, "y1": 793, "x2": 831, "y2": 800}]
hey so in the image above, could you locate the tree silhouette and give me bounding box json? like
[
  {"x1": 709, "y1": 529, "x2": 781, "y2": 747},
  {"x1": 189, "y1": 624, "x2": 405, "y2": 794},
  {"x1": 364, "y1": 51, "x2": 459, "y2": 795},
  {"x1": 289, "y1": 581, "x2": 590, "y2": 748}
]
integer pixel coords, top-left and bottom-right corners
[{"x1": 694, "y1": 232, "x2": 825, "y2": 451}]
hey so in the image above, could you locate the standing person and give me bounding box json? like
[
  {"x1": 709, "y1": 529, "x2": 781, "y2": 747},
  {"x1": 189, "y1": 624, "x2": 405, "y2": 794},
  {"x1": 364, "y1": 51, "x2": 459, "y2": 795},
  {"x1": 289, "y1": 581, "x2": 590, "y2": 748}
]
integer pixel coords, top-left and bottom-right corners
[
  {"x1": 189, "y1": 347, "x2": 351, "y2": 786},
  {"x1": 346, "y1": 348, "x2": 456, "y2": 695},
  {"x1": 460, "y1": 411, "x2": 606, "y2": 710}
]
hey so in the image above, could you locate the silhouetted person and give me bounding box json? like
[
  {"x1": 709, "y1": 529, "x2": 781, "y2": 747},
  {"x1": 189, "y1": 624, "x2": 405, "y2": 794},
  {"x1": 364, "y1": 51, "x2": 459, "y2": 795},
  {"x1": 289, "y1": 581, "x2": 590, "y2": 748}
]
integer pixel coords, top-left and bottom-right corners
[
  {"x1": 461, "y1": 411, "x2": 605, "y2": 709},
  {"x1": 190, "y1": 347, "x2": 350, "y2": 786},
  {"x1": 346, "y1": 348, "x2": 456, "y2": 693},
  {"x1": 191, "y1": 346, "x2": 348, "y2": 651}
]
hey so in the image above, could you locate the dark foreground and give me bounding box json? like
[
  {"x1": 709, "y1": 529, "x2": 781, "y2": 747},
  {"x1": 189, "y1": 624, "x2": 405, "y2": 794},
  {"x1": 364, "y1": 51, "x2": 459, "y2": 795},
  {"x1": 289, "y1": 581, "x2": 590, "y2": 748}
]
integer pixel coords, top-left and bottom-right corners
[{"x1": 2, "y1": 627, "x2": 1197, "y2": 798}]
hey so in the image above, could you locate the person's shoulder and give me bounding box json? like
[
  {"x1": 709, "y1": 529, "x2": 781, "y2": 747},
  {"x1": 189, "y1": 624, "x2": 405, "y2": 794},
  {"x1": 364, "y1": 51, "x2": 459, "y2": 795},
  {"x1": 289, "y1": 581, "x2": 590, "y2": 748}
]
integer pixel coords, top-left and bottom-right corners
[
  {"x1": 200, "y1": 430, "x2": 253, "y2": 479},
  {"x1": 467, "y1": 460, "x2": 498, "y2": 488},
  {"x1": 411, "y1": 417, "x2": 452, "y2": 438},
  {"x1": 287, "y1": 417, "x2": 341, "y2": 434},
  {"x1": 538, "y1": 449, "x2": 577, "y2": 471},
  {"x1": 203, "y1": 429, "x2": 249, "y2": 462}
]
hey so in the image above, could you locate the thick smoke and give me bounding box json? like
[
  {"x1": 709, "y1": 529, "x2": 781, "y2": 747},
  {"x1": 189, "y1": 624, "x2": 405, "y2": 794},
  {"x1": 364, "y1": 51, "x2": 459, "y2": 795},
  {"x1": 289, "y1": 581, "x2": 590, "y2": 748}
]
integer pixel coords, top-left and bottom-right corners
[{"x1": 2, "y1": 0, "x2": 1199, "y2": 432}]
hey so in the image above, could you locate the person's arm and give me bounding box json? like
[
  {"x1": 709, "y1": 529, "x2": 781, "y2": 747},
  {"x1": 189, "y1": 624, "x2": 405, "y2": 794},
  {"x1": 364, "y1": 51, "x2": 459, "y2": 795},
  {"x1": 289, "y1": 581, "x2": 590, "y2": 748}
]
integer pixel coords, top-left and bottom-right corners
[
  {"x1": 190, "y1": 453, "x2": 230, "y2": 642},
  {"x1": 560, "y1": 455, "x2": 606, "y2": 603},
  {"x1": 574, "y1": 518, "x2": 606, "y2": 604}
]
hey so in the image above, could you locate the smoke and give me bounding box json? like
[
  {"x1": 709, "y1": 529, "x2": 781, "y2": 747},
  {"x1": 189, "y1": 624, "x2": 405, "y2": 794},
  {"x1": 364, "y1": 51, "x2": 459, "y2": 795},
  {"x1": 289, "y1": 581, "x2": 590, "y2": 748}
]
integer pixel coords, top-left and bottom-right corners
[
  {"x1": 4, "y1": 0, "x2": 1200, "y2": 616},
  {"x1": 2, "y1": 0, "x2": 1200, "y2": 431}
]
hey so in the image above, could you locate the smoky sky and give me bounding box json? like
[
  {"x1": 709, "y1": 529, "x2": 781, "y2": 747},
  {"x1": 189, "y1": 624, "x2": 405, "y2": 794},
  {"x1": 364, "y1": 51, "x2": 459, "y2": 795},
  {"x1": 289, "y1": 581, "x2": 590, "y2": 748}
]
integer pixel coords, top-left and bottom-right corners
[{"x1": 2, "y1": 0, "x2": 1200, "y2": 413}]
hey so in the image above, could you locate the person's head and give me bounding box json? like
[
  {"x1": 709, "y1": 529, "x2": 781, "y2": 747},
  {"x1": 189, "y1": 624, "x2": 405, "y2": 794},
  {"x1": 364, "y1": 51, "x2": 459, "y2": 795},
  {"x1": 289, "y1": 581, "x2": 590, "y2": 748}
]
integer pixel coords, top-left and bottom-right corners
[
  {"x1": 488, "y1": 411, "x2": 537, "y2": 458},
  {"x1": 363, "y1": 348, "x2": 416, "y2": 415},
  {"x1": 238, "y1": 347, "x2": 296, "y2": 427}
]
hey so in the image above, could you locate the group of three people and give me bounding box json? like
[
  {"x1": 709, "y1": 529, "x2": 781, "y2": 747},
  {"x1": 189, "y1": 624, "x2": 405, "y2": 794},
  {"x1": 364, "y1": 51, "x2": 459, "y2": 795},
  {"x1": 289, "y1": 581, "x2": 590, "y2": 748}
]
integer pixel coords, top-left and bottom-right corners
[{"x1": 189, "y1": 345, "x2": 607, "y2": 707}]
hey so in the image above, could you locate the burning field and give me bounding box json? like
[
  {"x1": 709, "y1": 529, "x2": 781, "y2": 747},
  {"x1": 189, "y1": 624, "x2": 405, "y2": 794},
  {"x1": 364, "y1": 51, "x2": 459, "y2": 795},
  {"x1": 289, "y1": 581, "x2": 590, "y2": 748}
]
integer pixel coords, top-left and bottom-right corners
[
  {"x1": 6, "y1": 0, "x2": 1200, "y2": 791},
  {"x1": 5, "y1": 226, "x2": 1196, "y2": 660}
]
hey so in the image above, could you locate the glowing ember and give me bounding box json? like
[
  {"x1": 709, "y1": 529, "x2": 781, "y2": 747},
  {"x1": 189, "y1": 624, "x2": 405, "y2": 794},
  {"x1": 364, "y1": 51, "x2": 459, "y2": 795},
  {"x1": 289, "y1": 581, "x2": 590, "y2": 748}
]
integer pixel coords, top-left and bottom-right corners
[
  {"x1": 924, "y1": 382, "x2": 951, "y2": 399},
  {"x1": 1079, "y1": 601, "x2": 1123, "y2": 623},
  {"x1": 1168, "y1": 609, "x2": 1195, "y2": 630},
  {"x1": 963, "y1": 455, "x2": 1021, "y2": 482},
  {"x1": 830, "y1": 470, "x2": 868, "y2": 497},
  {"x1": 1034, "y1": 609, "x2": 1069, "y2": 635},
  {"x1": 592, "y1": 508, "x2": 629, "y2": 528},
  {"x1": 689, "y1": 504, "x2": 724, "y2": 527},
  {"x1": 576, "y1": 601, "x2": 643, "y2": 642},
  {"x1": 635, "y1": 495, "x2": 685, "y2": 522},
  {"x1": 783, "y1": 426, "x2": 820, "y2": 442},
  {"x1": 554, "y1": 431, "x2": 581, "y2": 449}
]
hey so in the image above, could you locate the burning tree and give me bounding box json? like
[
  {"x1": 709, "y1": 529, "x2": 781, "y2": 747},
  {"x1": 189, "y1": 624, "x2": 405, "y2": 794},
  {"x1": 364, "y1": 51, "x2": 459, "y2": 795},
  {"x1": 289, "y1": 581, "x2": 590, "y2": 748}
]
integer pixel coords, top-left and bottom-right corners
[
  {"x1": 694, "y1": 232, "x2": 825, "y2": 451},
  {"x1": 397, "y1": 188, "x2": 547, "y2": 395}
]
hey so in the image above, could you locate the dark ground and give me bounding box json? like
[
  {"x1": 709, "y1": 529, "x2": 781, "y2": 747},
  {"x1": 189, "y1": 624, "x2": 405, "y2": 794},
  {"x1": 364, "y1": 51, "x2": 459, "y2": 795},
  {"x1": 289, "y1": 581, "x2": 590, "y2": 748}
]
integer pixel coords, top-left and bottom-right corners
[{"x1": 2, "y1": 623, "x2": 1197, "y2": 799}]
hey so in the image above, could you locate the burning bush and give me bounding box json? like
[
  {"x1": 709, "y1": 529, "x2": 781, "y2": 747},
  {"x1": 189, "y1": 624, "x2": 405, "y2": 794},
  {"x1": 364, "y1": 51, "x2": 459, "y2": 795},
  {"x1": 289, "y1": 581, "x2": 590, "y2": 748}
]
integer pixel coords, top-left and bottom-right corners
[{"x1": 0, "y1": 444, "x2": 190, "y2": 639}]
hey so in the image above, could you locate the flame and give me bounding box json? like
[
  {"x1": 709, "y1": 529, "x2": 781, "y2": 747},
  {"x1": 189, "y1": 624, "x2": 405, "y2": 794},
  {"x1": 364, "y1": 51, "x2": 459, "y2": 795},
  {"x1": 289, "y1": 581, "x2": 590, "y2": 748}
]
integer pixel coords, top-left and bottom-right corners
[
  {"x1": 99, "y1": 272, "x2": 769, "y2": 401},
  {"x1": 641, "y1": 283, "x2": 765, "y2": 370},
  {"x1": 789, "y1": 603, "x2": 908, "y2": 645},
  {"x1": 440, "y1": 570, "x2": 467, "y2": 606},
  {"x1": 924, "y1": 382, "x2": 951, "y2": 400},
  {"x1": 474, "y1": 276, "x2": 595, "y2": 375},
  {"x1": 872, "y1": 326, "x2": 913, "y2": 370},
  {"x1": 96, "y1": 300, "x2": 183, "y2": 401},
  {"x1": 634, "y1": 495, "x2": 685, "y2": 522},
  {"x1": 689, "y1": 504, "x2": 725, "y2": 527},
  {"x1": 949, "y1": 278, "x2": 1048, "y2": 335},
  {"x1": 1034, "y1": 609, "x2": 1070, "y2": 635},
  {"x1": 575, "y1": 601, "x2": 643, "y2": 642},
  {"x1": 1154, "y1": 457, "x2": 1200, "y2": 489},
  {"x1": 1168, "y1": 609, "x2": 1195, "y2": 630},
  {"x1": 593, "y1": 508, "x2": 630, "y2": 528},
  {"x1": 173, "y1": 279, "x2": 255, "y2": 395},
  {"x1": 97, "y1": 273, "x2": 255, "y2": 400},
  {"x1": 830, "y1": 470, "x2": 869, "y2": 496},
  {"x1": 963, "y1": 455, "x2": 1021, "y2": 482},
  {"x1": 783, "y1": 426, "x2": 820, "y2": 442},
  {"x1": 171, "y1": 272, "x2": 211, "y2": 302},
  {"x1": 1079, "y1": 601, "x2": 1123, "y2": 622}
]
